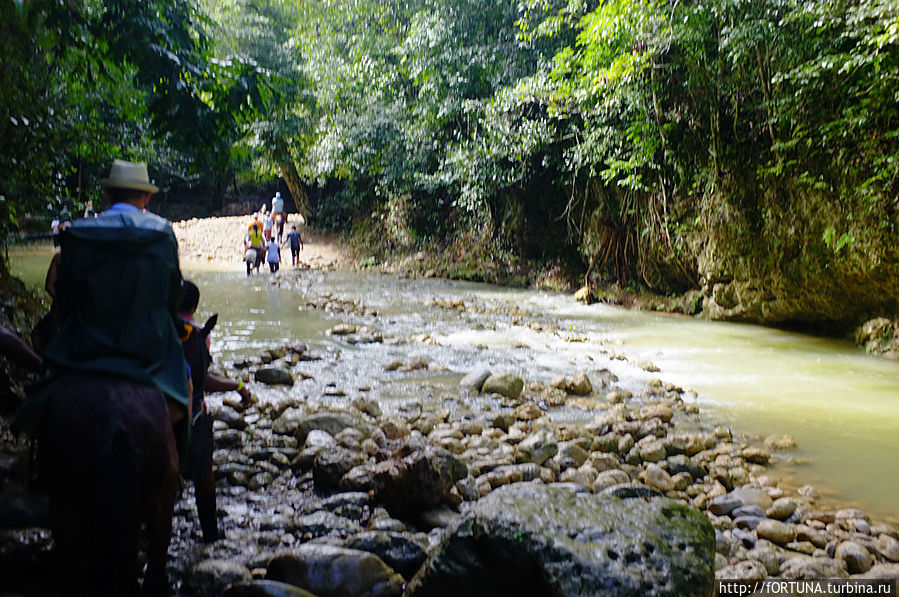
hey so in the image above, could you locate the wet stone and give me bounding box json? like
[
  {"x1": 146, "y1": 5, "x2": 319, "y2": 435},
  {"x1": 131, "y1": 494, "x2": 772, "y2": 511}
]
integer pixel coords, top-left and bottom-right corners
[
  {"x1": 405, "y1": 483, "x2": 715, "y2": 596},
  {"x1": 764, "y1": 435, "x2": 797, "y2": 451},
  {"x1": 836, "y1": 508, "x2": 870, "y2": 523},
  {"x1": 670, "y1": 472, "x2": 692, "y2": 492},
  {"x1": 515, "y1": 431, "x2": 559, "y2": 465},
  {"x1": 293, "y1": 511, "x2": 362, "y2": 540},
  {"x1": 216, "y1": 429, "x2": 245, "y2": 449},
  {"x1": 732, "y1": 505, "x2": 766, "y2": 519},
  {"x1": 835, "y1": 541, "x2": 874, "y2": 574},
  {"x1": 785, "y1": 541, "x2": 817, "y2": 555},
  {"x1": 732, "y1": 528, "x2": 756, "y2": 549},
  {"x1": 715, "y1": 559, "x2": 767, "y2": 580},
  {"x1": 312, "y1": 446, "x2": 367, "y2": 491},
  {"x1": 353, "y1": 395, "x2": 382, "y2": 418},
  {"x1": 566, "y1": 372, "x2": 593, "y2": 396},
  {"x1": 216, "y1": 405, "x2": 248, "y2": 430},
  {"x1": 555, "y1": 442, "x2": 589, "y2": 469},
  {"x1": 303, "y1": 429, "x2": 337, "y2": 449},
  {"x1": 343, "y1": 530, "x2": 428, "y2": 580},
  {"x1": 640, "y1": 464, "x2": 673, "y2": 492},
  {"x1": 266, "y1": 544, "x2": 404, "y2": 597},
  {"x1": 638, "y1": 439, "x2": 667, "y2": 463},
  {"x1": 707, "y1": 493, "x2": 743, "y2": 516},
  {"x1": 592, "y1": 469, "x2": 630, "y2": 492},
  {"x1": 730, "y1": 486, "x2": 772, "y2": 511},
  {"x1": 513, "y1": 401, "x2": 543, "y2": 421},
  {"x1": 259, "y1": 514, "x2": 293, "y2": 532},
  {"x1": 875, "y1": 534, "x2": 899, "y2": 561},
  {"x1": 318, "y1": 492, "x2": 371, "y2": 520},
  {"x1": 779, "y1": 555, "x2": 849, "y2": 579},
  {"x1": 767, "y1": 497, "x2": 798, "y2": 520},
  {"x1": 797, "y1": 485, "x2": 820, "y2": 501},
  {"x1": 224, "y1": 580, "x2": 319, "y2": 597},
  {"x1": 756, "y1": 520, "x2": 795, "y2": 545},
  {"x1": 795, "y1": 524, "x2": 828, "y2": 548},
  {"x1": 666, "y1": 454, "x2": 707, "y2": 479},
  {"x1": 482, "y1": 373, "x2": 524, "y2": 399},
  {"x1": 248, "y1": 472, "x2": 275, "y2": 491},
  {"x1": 734, "y1": 516, "x2": 764, "y2": 531},
  {"x1": 185, "y1": 559, "x2": 253, "y2": 596},
  {"x1": 460, "y1": 367, "x2": 492, "y2": 393},
  {"x1": 639, "y1": 403, "x2": 674, "y2": 423},
  {"x1": 254, "y1": 367, "x2": 295, "y2": 386}
]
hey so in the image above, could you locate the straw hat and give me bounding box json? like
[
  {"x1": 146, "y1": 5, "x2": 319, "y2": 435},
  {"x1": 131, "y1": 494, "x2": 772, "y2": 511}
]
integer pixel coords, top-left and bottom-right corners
[{"x1": 101, "y1": 159, "x2": 159, "y2": 193}]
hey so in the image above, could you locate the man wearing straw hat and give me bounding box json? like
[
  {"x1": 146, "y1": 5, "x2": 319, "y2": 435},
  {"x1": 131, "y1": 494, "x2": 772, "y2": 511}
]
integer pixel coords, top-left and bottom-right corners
[{"x1": 17, "y1": 159, "x2": 188, "y2": 595}]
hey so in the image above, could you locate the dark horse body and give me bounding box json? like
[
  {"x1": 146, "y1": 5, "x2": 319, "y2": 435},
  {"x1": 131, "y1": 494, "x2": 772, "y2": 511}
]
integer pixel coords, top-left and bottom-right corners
[{"x1": 38, "y1": 375, "x2": 179, "y2": 596}]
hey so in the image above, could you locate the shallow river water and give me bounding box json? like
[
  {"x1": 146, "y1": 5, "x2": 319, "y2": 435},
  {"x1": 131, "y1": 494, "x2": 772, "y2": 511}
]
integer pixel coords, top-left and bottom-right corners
[{"x1": 9, "y1": 245, "x2": 899, "y2": 524}]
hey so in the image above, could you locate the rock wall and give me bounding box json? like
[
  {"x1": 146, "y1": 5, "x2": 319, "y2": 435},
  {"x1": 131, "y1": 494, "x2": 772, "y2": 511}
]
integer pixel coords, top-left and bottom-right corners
[{"x1": 688, "y1": 187, "x2": 899, "y2": 336}]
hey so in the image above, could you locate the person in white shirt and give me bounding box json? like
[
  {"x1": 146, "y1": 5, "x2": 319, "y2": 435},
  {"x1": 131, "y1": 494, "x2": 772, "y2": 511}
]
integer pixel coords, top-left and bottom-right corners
[
  {"x1": 266, "y1": 237, "x2": 281, "y2": 273},
  {"x1": 263, "y1": 212, "x2": 274, "y2": 242},
  {"x1": 51, "y1": 218, "x2": 61, "y2": 247}
]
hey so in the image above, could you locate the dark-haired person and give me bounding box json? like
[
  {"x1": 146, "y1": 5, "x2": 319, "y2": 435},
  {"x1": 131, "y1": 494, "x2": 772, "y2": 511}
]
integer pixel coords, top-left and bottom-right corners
[
  {"x1": 176, "y1": 280, "x2": 251, "y2": 543},
  {"x1": 287, "y1": 225, "x2": 303, "y2": 267}
]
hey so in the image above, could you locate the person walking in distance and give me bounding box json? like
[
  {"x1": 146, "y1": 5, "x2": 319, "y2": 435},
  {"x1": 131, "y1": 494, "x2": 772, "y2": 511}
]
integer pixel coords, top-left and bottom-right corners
[
  {"x1": 287, "y1": 225, "x2": 303, "y2": 267},
  {"x1": 266, "y1": 236, "x2": 281, "y2": 273}
]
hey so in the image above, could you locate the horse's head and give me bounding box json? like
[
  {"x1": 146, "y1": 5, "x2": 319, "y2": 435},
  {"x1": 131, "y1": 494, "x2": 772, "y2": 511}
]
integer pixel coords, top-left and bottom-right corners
[{"x1": 201, "y1": 313, "x2": 218, "y2": 339}]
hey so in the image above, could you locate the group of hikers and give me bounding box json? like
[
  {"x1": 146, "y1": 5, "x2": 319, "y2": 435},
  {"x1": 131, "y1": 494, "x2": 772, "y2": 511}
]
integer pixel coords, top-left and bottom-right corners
[
  {"x1": 12, "y1": 159, "x2": 254, "y2": 595},
  {"x1": 243, "y1": 191, "x2": 304, "y2": 275}
]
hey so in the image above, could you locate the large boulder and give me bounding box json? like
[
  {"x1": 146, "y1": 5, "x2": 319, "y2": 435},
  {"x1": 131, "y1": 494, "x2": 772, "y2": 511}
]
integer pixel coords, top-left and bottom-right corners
[
  {"x1": 481, "y1": 373, "x2": 524, "y2": 399},
  {"x1": 224, "y1": 580, "x2": 320, "y2": 596},
  {"x1": 293, "y1": 412, "x2": 373, "y2": 446},
  {"x1": 272, "y1": 407, "x2": 308, "y2": 436},
  {"x1": 855, "y1": 317, "x2": 899, "y2": 358},
  {"x1": 340, "y1": 445, "x2": 467, "y2": 518},
  {"x1": 266, "y1": 544, "x2": 404, "y2": 597},
  {"x1": 459, "y1": 367, "x2": 492, "y2": 392},
  {"x1": 312, "y1": 447, "x2": 367, "y2": 491},
  {"x1": 185, "y1": 559, "x2": 253, "y2": 596},
  {"x1": 255, "y1": 367, "x2": 295, "y2": 386},
  {"x1": 343, "y1": 530, "x2": 428, "y2": 579},
  {"x1": 566, "y1": 372, "x2": 593, "y2": 396},
  {"x1": 405, "y1": 484, "x2": 715, "y2": 597}
]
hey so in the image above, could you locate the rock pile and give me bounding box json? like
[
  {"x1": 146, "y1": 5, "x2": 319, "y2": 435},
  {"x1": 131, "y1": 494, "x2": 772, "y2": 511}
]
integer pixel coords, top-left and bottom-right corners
[{"x1": 163, "y1": 347, "x2": 898, "y2": 595}]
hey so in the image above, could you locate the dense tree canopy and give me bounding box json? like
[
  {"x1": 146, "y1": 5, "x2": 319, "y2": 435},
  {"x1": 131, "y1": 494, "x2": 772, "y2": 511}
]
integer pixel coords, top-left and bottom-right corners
[
  {"x1": 2, "y1": 0, "x2": 897, "y2": 325},
  {"x1": 0, "y1": 0, "x2": 269, "y2": 233}
]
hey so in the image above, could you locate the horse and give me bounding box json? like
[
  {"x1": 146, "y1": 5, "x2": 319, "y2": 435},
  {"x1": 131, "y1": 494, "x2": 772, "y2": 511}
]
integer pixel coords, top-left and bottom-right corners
[
  {"x1": 244, "y1": 247, "x2": 263, "y2": 275},
  {"x1": 38, "y1": 375, "x2": 180, "y2": 596}
]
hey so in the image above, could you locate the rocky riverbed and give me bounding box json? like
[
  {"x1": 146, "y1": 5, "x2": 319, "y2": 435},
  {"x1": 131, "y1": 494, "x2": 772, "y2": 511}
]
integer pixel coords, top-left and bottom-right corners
[
  {"x1": 179, "y1": 330, "x2": 898, "y2": 594},
  {"x1": 1, "y1": 217, "x2": 897, "y2": 595}
]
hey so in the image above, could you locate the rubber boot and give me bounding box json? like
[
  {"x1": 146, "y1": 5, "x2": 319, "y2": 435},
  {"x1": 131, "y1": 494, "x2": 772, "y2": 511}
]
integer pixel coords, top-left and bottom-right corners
[{"x1": 196, "y1": 492, "x2": 219, "y2": 543}]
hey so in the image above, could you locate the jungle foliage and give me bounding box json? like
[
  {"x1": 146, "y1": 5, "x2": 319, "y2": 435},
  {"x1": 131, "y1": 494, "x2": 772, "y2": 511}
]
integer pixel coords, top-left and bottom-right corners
[{"x1": 3, "y1": 0, "x2": 898, "y2": 320}]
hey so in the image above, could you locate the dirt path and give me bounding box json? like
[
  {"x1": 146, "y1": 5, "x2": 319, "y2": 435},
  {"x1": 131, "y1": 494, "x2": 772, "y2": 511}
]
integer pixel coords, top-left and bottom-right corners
[{"x1": 172, "y1": 215, "x2": 351, "y2": 272}]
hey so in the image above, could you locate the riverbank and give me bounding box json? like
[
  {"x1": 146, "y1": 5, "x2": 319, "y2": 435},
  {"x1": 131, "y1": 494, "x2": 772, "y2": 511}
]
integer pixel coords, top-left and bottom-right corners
[
  {"x1": 172, "y1": 215, "x2": 351, "y2": 272},
  {"x1": 333, "y1": 219, "x2": 899, "y2": 361}
]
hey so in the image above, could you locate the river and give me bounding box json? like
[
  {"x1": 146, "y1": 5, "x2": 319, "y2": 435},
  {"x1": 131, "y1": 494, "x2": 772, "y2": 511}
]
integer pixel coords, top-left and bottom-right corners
[{"x1": 9, "y1": 244, "x2": 899, "y2": 524}]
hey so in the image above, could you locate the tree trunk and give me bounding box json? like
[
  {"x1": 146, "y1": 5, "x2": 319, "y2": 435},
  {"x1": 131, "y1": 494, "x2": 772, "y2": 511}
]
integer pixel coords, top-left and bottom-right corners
[{"x1": 280, "y1": 164, "x2": 310, "y2": 219}]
